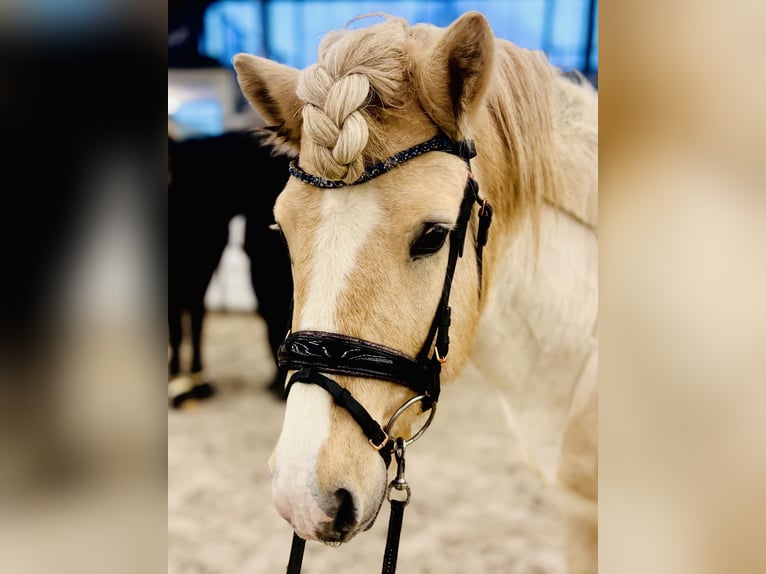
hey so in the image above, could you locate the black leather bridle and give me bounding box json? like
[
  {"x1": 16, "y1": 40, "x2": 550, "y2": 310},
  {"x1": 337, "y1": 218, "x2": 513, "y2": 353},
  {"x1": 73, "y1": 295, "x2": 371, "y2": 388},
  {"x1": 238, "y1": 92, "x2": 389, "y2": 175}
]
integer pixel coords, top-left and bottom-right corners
[{"x1": 277, "y1": 133, "x2": 492, "y2": 574}]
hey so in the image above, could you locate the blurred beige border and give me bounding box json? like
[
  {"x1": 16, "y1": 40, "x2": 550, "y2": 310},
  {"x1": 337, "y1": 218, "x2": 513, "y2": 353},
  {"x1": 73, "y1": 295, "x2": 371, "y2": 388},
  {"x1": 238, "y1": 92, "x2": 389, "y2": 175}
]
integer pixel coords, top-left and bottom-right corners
[{"x1": 601, "y1": 2, "x2": 766, "y2": 574}]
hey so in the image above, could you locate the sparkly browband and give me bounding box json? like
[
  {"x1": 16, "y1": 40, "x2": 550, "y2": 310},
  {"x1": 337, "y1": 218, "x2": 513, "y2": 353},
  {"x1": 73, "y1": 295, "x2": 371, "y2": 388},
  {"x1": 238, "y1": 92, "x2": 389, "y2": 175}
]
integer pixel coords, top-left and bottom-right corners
[{"x1": 288, "y1": 134, "x2": 474, "y2": 188}]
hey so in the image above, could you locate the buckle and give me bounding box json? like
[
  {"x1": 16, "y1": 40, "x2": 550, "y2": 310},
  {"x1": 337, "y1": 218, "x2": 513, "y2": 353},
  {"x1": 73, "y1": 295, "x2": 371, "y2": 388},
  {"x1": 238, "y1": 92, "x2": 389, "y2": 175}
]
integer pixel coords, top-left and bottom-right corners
[
  {"x1": 369, "y1": 431, "x2": 390, "y2": 451},
  {"x1": 477, "y1": 201, "x2": 493, "y2": 247}
]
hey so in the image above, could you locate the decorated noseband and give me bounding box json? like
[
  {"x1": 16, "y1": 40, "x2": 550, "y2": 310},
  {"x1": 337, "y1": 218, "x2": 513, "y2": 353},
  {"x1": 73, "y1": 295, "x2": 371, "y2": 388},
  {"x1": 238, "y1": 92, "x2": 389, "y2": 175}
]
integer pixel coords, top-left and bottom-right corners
[{"x1": 277, "y1": 133, "x2": 493, "y2": 465}]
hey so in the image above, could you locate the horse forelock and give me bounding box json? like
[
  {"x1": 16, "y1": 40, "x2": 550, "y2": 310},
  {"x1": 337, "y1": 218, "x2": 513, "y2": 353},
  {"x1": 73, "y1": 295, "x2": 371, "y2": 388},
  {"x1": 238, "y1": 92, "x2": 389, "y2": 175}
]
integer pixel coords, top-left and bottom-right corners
[{"x1": 295, "y1": 15, "x2": 428, "y2": 183}]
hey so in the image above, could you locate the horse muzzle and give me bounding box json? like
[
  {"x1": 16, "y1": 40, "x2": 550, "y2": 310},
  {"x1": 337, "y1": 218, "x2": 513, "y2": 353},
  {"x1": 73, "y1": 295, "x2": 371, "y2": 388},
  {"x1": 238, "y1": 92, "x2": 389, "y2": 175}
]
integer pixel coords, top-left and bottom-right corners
[
  {"x1": 269, "y1": 382, "x2": 388, "y2": 543},
  {"x1": 270, "y1": 454, "x2": 387, "y2": 544}
]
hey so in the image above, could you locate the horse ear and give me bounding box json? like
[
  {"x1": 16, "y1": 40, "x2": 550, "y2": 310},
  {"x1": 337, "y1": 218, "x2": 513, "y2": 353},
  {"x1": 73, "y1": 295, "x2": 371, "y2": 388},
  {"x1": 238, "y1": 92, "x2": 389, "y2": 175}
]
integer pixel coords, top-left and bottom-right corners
[
  {"x1": 415, "y1": 12, "x2": 495, "y2": 141},
  {"x1": 233, "y1": 54, "x2": 302, "y2": 156}
]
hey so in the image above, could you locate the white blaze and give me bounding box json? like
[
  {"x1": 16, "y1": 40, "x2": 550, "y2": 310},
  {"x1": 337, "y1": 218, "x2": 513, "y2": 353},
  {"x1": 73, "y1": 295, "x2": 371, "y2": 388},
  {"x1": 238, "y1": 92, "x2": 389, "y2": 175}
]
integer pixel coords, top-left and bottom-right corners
[
  {"x1": 298, "y1": 187, "x2": 382, "y2": 330},
  {"x1": 271, "y1": 186, "x2": 381, "y2": 538}
]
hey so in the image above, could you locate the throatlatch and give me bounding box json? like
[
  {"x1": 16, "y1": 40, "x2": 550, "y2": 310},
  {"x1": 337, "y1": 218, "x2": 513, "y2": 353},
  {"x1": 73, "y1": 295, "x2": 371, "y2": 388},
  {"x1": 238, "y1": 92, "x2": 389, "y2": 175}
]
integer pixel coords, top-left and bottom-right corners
[{"x1": 278, "y1": 134, "x2": 492, "y2": 574}]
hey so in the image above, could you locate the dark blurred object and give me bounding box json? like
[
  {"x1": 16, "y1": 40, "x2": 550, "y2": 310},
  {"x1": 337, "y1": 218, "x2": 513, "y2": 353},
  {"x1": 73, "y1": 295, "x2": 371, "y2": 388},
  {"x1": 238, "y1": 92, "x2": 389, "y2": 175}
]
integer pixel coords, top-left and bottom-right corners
[
  {"x1": 0, "y1": 29, "x2": 163, "y2": 370},
  {"x1": 168, "y1": 130, "x2": 292, "y2": 403},
  {"x1": 168, "y1": 0, "x2": 221, "y2": 68},
  {"x1": 0, "y1": 20, "x2": 167, "y2": 574}
]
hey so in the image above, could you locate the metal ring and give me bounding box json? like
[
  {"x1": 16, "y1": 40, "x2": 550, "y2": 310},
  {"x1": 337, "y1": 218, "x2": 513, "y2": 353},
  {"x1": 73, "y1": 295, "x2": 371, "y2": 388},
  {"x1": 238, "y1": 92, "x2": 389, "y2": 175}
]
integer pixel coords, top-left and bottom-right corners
[
  {"x1": 383, "y1": 395, "x2": 437, "y2": 447},
  {"x1": 386, "y1": 482, "x2": 411, "y2": 506}
]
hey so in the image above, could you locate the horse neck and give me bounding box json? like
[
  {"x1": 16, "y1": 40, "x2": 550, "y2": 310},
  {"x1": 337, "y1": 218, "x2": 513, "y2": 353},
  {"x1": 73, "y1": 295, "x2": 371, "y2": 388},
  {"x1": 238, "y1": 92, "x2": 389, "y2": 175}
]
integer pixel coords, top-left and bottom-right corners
[
  {"x1": 545, "y1": 74, "x2": 598, "y2": 229},
  {"x1": 468, "y1": 72, "x2": 598, "y2": 482},
  {"x1": 469, "y1": 50, "x2": 598, "y2": 362}
]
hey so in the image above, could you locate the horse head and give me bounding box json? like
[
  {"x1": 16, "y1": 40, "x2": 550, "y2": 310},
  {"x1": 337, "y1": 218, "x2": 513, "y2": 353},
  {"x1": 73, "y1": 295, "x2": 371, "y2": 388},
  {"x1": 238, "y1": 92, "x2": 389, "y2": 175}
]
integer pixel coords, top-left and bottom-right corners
[{"x1": 234, "y1": 12, "x2": 497, "y2": 544}]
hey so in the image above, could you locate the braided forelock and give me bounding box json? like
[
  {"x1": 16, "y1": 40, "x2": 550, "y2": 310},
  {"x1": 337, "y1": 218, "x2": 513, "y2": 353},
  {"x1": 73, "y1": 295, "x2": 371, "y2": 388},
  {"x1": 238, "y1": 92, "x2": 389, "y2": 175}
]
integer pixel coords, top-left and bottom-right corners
[
  {"x1": 296, "y1": 16, "x2": 410, "y2": 183},
  {"x1": 298, "y1": 67, "x2": 370, "y2": 182}
]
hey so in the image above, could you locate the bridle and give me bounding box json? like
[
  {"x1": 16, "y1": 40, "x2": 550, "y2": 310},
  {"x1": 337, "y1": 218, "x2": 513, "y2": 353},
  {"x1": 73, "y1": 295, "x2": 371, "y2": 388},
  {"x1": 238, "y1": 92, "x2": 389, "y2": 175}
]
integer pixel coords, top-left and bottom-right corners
[{"x1": 277, "y1": 133, "x2": 493, "y2": 574}]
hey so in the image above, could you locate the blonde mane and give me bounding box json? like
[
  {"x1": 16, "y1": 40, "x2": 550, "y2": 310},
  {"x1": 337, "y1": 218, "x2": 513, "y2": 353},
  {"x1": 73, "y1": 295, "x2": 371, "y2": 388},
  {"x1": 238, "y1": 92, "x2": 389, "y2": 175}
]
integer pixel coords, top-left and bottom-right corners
[{"x1": 483, "y1": 43, "x2": 557, "y2": 226}]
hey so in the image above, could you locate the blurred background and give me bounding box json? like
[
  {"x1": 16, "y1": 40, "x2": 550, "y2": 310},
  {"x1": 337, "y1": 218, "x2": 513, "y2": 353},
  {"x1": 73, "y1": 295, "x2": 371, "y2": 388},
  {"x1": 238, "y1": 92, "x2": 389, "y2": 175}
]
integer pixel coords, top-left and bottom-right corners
[{"x1": 169, "y1": 0, "x2": 597, "y2": 139}]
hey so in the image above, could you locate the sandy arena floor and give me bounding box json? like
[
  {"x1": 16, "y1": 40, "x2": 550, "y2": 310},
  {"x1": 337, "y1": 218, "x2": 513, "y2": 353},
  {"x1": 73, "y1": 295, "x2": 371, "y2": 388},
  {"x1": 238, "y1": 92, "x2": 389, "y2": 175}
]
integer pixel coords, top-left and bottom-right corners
[{"x1": 168, "y1": 312, "x2": 567, "y2": 573}]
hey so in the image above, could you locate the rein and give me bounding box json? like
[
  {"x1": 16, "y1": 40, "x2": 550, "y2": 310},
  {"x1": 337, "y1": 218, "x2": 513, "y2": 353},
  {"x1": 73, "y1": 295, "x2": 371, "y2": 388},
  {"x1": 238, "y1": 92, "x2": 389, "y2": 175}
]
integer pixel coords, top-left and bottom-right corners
[{"x1": 277, "y1": 134, "x2": 492, "y2": 574}]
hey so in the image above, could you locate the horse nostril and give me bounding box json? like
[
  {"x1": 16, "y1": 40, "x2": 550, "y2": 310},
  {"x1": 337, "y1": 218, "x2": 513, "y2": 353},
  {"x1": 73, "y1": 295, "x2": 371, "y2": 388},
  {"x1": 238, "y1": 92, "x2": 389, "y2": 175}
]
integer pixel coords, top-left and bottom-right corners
[{"x1": 333, "y1": 488, "x2": 357, "y2": 536}]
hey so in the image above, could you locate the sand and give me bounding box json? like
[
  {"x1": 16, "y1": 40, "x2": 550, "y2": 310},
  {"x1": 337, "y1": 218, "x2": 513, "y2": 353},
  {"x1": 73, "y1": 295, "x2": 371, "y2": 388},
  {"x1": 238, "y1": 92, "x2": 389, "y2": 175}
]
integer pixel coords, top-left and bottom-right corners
[{"x1": 169, "y1": 312, "x2": 566, "y2": 573}]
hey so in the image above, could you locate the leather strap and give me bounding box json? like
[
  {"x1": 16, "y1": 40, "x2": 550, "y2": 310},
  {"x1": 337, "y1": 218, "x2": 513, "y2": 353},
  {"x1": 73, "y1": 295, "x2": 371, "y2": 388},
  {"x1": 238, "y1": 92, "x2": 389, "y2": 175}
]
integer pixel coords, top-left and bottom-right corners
[
  {"x1": 279, "y1": 331, "x2": 429, "y2": 393},
  {"x1": 287, "y1": 367, "x2": 393, "y2": 463},
  {"x1": 381, "y1": 500, "x2": 406, "y2": 574},
  {"x1": 284, "y1": 501, "x2": 406, "y2": 574},
  {"x1": 476, "y1": 200, "x2": 493, "y2": 299},
  {"x1": 414, "y1": 174, "x2": 482, "y2": 366},
  {"x1": 286, "y1": 532, "x2": 305, "y2": 574}
]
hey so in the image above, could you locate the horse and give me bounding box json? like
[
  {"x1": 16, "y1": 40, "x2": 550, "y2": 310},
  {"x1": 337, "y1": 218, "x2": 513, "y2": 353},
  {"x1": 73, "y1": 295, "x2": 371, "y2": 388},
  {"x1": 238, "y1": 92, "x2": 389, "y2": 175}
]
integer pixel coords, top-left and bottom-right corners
[
  {"x1": 168, "y1": 129, "x2": 293, "y2": 405},
  {"x1": 233, "y1": 12, "x2": 597, "y2": 572}
]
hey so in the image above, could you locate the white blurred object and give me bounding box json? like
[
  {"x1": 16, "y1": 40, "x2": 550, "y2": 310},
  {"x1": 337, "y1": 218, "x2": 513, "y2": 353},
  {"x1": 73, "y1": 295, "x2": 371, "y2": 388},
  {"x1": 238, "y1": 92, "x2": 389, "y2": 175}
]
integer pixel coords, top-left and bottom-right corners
[{"x1": 205, "y1": 215, "x2": 257, "y2": 312}]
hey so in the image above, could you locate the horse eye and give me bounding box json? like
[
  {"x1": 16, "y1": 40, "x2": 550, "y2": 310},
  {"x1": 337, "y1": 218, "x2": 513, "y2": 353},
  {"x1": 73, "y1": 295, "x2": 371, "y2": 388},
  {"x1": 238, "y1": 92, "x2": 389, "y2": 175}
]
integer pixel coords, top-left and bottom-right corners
[{"x1": 411, "y1": 224, "x2": 449, "y2": 259}]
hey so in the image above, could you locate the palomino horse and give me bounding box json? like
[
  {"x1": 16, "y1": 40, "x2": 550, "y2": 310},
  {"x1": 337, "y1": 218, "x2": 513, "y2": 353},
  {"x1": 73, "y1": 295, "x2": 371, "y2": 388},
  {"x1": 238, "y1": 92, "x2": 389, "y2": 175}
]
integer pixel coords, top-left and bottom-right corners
[{"x1": 234, "y1": 12, "x2": 597, "y2": 573}]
